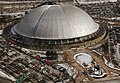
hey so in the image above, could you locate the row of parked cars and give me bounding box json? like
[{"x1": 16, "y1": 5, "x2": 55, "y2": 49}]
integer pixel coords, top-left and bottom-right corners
[
  {"x1": 0, "y1": 35, "x2": 71, "y2": 83},
  {"x1": 108, "y1": 27, "x2": 120, "y2": 66}
]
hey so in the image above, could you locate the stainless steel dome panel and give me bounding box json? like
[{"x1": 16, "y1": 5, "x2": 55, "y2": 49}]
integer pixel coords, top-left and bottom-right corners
[{"x1": 13, "y1": 5, "x2": 99, "y2": 39}]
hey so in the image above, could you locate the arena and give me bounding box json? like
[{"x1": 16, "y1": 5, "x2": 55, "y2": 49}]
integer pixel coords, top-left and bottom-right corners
[
  {"x1": 1, "y1": 1, "x2": 120, "y2": 83},
  {"x1": 9, "y1": 4, "x2": 108, "y2": 50}
]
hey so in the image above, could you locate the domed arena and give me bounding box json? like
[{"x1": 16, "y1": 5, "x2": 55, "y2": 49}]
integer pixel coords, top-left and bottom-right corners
[
  {"x1": 9, "y1": 5, "x2": 107, "y2": 50},
  {"x1": 2, "y1": 1, "x2": 120, "y2": 83}
]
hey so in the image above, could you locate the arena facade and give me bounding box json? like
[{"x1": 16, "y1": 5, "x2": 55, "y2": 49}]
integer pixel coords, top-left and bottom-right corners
[{"x1": 9, "y1": 4, "x2": 108, "y2": 50}]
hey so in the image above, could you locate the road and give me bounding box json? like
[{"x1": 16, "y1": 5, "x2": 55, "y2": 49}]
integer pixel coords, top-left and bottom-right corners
[
  {"x1": 91, "y1": 79, "x2": 120, "y2": 83},
  {"x1": 63, "y1": 49, "x2": 120, "y2": 83}
]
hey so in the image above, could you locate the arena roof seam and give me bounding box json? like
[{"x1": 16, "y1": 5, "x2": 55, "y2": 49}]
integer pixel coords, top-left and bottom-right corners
[
  {"x1": 34, "y1": 6, "x2": 51, "y2": 37},
  {"x1": 58, "y1": 5, "x2": 71, "y2": 39}
]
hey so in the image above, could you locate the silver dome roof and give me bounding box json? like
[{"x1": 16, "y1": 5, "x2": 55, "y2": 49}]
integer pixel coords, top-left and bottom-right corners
[{"x1": 13, "y1": 5, "x2": 99, "y2": 39}]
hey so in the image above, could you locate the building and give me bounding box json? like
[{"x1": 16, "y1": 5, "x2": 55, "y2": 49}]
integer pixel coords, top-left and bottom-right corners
[
  {"x1": 9, "y1": 4, "x2": 108, "y2": 50},
  {"x1": 2, "y1": 3, "x2": 119, "y2": 83},
  {"x1": 73, "y1": 0, "x2": 118, "y2": 4}
]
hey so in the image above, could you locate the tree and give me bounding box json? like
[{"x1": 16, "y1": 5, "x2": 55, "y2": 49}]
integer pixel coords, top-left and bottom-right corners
[
  {"x1": 0, "y1": 11, "x2": 3, "y2": 15},
  {"x1": 102, "y1": 43, "x2": 109, "y2": 54},
  {"x1": 25, "y1": 11, "x2": 28, "y2": 15},
  {"x1": 83, "y1": 62, "x2": 88, "y2": 67},
  {"x1": 46, "y1": 51, "x2": 58, "y2": 60},
  {"x1": 40, "y1": 77, "x2": 46, "y2": 83},
  {"x1": 112, "y1": 60, "x2": 119, "y2": 66}
]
